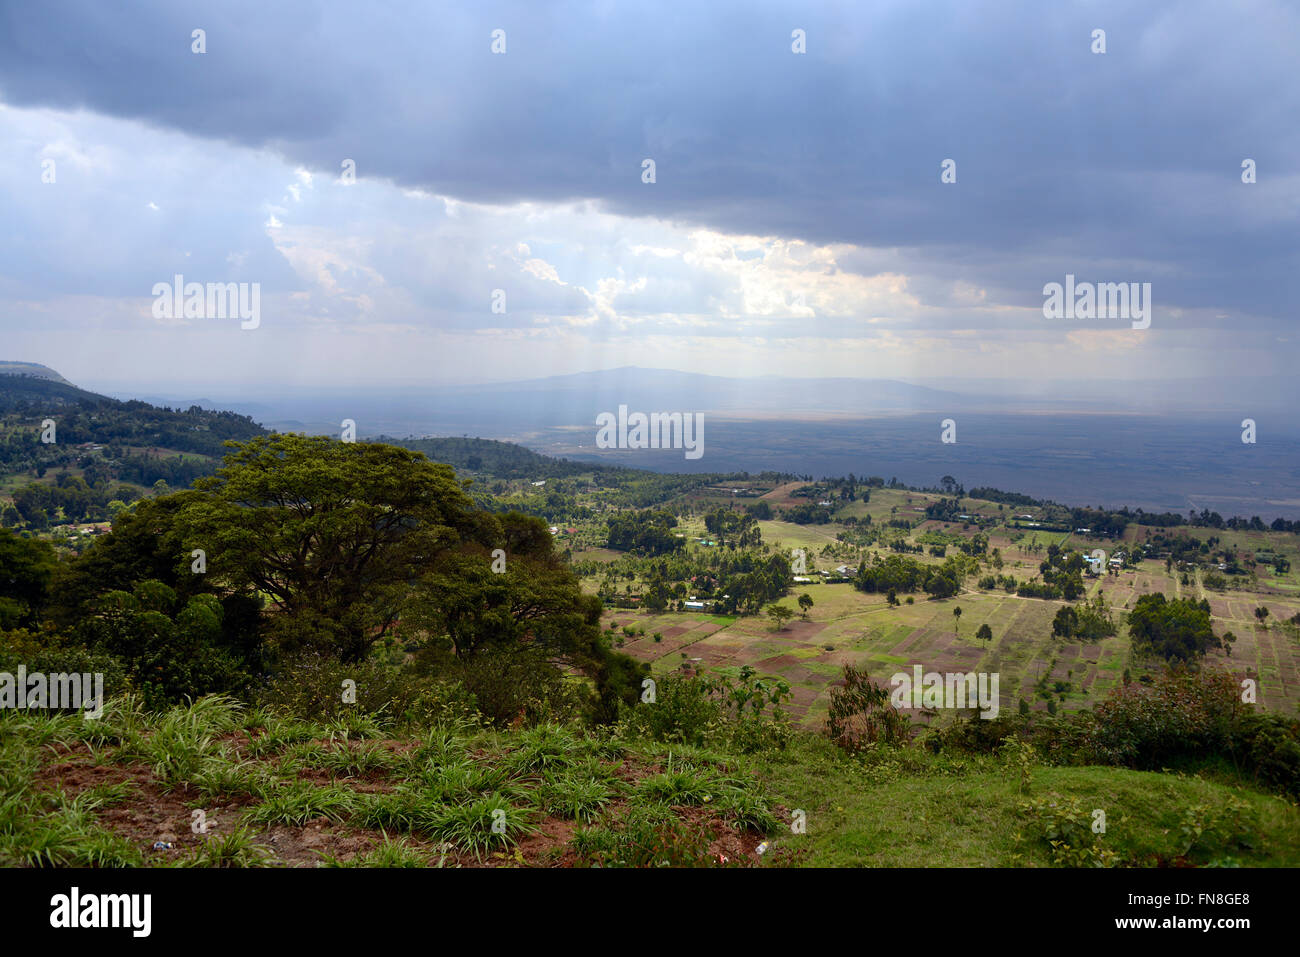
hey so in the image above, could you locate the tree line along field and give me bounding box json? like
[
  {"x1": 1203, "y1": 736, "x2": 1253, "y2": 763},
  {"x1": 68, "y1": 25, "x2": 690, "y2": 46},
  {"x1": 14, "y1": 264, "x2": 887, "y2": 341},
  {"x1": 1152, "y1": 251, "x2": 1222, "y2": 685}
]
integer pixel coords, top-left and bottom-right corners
[{"x1": 574, "y1": 483, "x2": 1300, "y2": 727}]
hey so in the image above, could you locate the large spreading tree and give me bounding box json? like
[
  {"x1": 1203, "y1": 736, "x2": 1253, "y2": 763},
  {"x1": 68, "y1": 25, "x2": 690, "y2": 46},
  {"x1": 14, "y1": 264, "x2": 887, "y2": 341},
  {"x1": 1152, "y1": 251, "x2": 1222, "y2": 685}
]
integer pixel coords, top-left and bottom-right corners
[{"x1": 180, "y1": 434, "x2": 480, "y2": 662}]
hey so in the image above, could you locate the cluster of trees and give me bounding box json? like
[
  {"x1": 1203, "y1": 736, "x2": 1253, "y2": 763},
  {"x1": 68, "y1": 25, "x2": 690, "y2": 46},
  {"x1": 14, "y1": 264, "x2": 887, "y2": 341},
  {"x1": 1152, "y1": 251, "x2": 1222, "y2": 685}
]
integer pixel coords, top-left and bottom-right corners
[
  {"x1": 1052, "y1": 593, "x2": 1117, "y2": 641},
  {"x1": 2, "y1": 435, "x2": 646, "y2": 724},
  {"x1": 599, "y1": 547, "x2": 796, "y2": 617},
  {"x1": 5, "y1": 474, "x2": 139, "y2": 528},
  {"x1": 1127, "y1": 593, "x2": 1219, "y2": 663},
  {"x1": 968, "y1": 486, "x2": 1039, "y2": 507},
  {"x1": 978, "y1": 573, "x2": 1019, "y2": 593},
  {"x1": 0, "y1": 529, "x2": 56, "y2": 629},
  {"x1": 854, "y1": 554, "x2": 974, "y2": 599},
  {"x1": 391, "y1": 435, "x2": 595, "y2": 480},
  {"x1": 888, "y1": 539, "x2": 925, "y2": 554},
  {"x1": 791, "y1": 476, "x2": 868, "y2": 502},
  {"x1": 606, "y1": 509, "x2": 684, "y2": 555},
  {"x1": 702, "y1": 507, "x2": 762, "y2": 547},
  {"x1": 924, "y1": 497, "x2": 973, "y2": 523},
  {"x1": 1064, "y1": 507, "x2": 1129, "y2": 538},
  {"x1": 1148, "y1": 531, "x2": 1215, "y2": 564},
  {"x1": 712, "y1": 554, "x2": 795, "y2": 615},
  {"x1": 0, "y1": 376, "x2": 265, "y2": 471},
  {"x1": 0, "y1": 378, "x2": 266, "y2": 504},
  {"x1": 782, "y1": 502, "x2": 833, "y2": 525},
  {"x1": 1018, "y1": 544, "x2": 1086, "y2": 600},
  {"x1": 602, "y1": 470, "x2": 791, "y2": 510}
]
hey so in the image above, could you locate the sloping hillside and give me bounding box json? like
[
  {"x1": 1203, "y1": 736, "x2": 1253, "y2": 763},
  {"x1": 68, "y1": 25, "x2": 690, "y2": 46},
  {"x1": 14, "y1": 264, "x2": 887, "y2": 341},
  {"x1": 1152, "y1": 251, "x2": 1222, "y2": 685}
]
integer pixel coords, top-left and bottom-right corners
[
  {"x1": 0, "y1": 361, "x2": 72, "y2": 385},
  {"x1": 0, "y1": 364, "x2": 267, "y2": 463},
  {"x1": 0, "y1": 364, "x2": 268, "y2": 522}
]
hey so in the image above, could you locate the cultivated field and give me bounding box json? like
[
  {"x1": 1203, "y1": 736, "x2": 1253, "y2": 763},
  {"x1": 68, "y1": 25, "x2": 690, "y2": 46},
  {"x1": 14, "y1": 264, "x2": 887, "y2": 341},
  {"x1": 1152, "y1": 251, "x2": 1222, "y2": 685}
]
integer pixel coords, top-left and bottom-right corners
[{"x1": 585, "y1": 487, "x2": 1300, "y2": 727}]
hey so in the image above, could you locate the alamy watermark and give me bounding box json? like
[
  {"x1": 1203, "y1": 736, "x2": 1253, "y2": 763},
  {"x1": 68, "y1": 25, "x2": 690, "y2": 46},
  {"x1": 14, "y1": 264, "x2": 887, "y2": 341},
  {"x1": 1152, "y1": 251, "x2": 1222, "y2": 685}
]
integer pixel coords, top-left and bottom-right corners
[
  {"x1": 152, "y1": 274, "x2": 260, "y2": 329},
  {"x1": 595, "y1": 405, "x2": 704, "y2": 460},
  {"x1": 890, "y1": 665, "x2": 1000, "y2": 719},
  {"x1": 0, "y1": 667, "x2": 103, "y2": 720},
  {"x1": 1043, "y1": 274, "x2": 1150, "y2": 330},
  {"x1": 50, "y1": 887, "x2": 150, "y2": 937}
]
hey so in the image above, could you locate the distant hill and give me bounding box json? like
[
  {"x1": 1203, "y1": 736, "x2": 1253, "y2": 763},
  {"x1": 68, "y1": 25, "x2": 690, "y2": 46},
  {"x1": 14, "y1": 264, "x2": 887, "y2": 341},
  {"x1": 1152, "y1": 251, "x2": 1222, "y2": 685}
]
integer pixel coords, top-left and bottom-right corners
[
  {"x1": 0, "y1": 361, "x2": 72, "y2": 385},
  {"x1": 0, "y1": 368, "x2": 122, "y2": 410},
  {"x1": 384, "y1": 435, "x2": 601, "y2": 480},
  {"x1": 402, "y1": 366, "x2": 971, "y2": 430},
  {"x1": 0, "y1": 362, "x2": 269, "y2": 489}
]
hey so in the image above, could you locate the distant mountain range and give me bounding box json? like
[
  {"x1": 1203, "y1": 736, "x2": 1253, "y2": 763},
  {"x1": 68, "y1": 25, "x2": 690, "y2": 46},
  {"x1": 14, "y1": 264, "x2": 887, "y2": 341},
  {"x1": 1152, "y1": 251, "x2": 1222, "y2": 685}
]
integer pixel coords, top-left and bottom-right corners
[
  {"x1": 112, "y1": 367, "x2": 979, "y2": 438},
  {"x1": 93, "y1": 366, "x2": 1298, "y2": 441},
  {"x1": 436, "y1": 367, "x2": 968, "y2": 417},
  {"x1": 9, "y1": 362, "x2": 1299, "y2": 519}
]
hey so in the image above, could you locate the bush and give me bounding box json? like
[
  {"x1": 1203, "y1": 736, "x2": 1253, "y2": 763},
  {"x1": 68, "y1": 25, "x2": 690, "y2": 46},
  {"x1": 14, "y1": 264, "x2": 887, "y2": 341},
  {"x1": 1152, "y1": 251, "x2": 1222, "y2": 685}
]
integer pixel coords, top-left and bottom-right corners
[
  {"x1": 1015, "y1": 669, "x2": 1300, "y2": 801},
  {"x1": 621, "y1": 667, "x2": 792, "y2": 753},
  {"x1": 825, "y1": 665, "x2": 910, "y2": 752},
  {"x1": 0, "y1": 628, "x2": 133, "y2": 710},
  {"x1": 621, "y1": 672, "x2": 724, "y2": 747},
  {"x1": 1083, "y1": 669, "x2": 1237, "y2": 768},
  {"x1": 255, "y1": 653, "x2": 479, "y2": 730},
  {"x1": 571, "y1": 802, "x2": 718, "y2": 867},
  {"x1": 924, "y1": 712, "x2": 1025, "y2": 756},
  {"x1": 72, "y1": 586, "x2": 250, "y2": 709},
  {"x1": 1232, "y1": 712, "x2": 1300, "y2": 799},
  {"x1": 1019, "y1": 793, "x2": 1118, "y2": 867}
]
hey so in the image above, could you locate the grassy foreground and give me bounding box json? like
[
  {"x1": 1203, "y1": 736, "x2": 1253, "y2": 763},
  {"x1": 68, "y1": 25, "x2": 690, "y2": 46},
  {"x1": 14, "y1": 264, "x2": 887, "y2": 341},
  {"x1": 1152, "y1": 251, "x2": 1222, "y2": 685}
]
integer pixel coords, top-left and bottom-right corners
[{"x1": 2, "y1": 695, "x2": 1295, "y2": 868}]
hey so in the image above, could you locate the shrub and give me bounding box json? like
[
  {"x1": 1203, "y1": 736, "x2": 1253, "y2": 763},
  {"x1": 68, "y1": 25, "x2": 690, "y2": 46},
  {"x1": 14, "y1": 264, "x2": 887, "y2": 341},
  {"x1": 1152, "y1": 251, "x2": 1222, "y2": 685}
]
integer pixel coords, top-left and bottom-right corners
[
  {"x1": 621, "y1": 668, "x2": 791, "y2": 753},
  {"x1": 255, "y1": 652, "x2": 478, "y2": 730},
  {"x1": 1083, "y1": 669, "x2": 1237, "y2": 768},
  {"x1": 1231, "y1": 712, "x2": 1300, "y2": 799},
  {"x1": 1019, "y1": 793, "x2": 1118, "y2": 867},
  {"x1": 621, "y1": 672, "x2": 723, "y2": 748},
  {"x1": 925, "y1": 712, "x2": 1024, "y2": 755},
  {"x1": 571, "y1": 803, "x2": 717, "y2": 868},
  {"x1": 442, "y1": 646, "x2": 586, "y2": 728},
  {"x1": 825, "y1": 665, "x2": 910, "y2": 752},
  {"x1": 0, "y1": 628, "x2": 132, "y2": 710}
]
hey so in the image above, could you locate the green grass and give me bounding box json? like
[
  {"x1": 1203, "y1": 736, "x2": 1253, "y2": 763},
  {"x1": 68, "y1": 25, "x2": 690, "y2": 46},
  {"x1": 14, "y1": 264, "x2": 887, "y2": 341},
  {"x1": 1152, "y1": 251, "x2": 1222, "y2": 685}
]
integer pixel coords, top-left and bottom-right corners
[
  {"x1": 177, "y1": 824, "x2": 276, "y2": 868},
  {"x1": 242, "y1": 782, "x2": 358, "y2": 826},
  {"x1": 748, "y1": 736, "x2": 1300, "y2": 867},
  {"x1": 3, "y1": 693, "x2": 1298, "y2": 868},
  {"x1": 318, "y1": 832, "x2": 449, "y2": 868}
]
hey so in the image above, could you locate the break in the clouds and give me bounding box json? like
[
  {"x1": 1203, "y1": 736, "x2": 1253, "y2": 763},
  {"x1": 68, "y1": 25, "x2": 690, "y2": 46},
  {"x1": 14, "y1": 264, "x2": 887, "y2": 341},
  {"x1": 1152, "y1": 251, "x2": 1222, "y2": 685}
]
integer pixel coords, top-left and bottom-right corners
[{"x1": 0, "y1": 0, "x2": 1296, "y2": 390}]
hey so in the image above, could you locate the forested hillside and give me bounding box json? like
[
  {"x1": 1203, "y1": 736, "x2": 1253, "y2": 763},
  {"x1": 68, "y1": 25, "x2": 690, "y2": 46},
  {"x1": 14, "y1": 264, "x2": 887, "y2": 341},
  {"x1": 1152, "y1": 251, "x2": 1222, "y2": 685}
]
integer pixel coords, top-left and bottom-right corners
[{"x1": 0, "y1": 367, "x2": 267, "y2": 528}]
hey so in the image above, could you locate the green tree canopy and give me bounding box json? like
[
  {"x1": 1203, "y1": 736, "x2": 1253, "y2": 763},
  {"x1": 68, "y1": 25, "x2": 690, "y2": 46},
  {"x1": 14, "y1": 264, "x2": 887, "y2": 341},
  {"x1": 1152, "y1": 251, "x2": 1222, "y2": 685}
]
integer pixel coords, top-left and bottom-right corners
[
  {"x1": 1127, "y1": 593, "x2": 1218, "y2": 664},
  {"x1": 180, "y1": 434, "x2": 480, "y2": 662},
  {"x1": 0, "y1": 528, "x2": 57, "y2": 629}
]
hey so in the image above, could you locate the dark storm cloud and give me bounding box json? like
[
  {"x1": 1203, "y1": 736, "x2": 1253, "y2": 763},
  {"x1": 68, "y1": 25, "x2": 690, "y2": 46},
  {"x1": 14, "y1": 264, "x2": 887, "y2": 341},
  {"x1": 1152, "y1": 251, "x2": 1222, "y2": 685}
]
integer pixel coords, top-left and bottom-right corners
[{"x1": 0, "y1": 0, "x2": 1296, "y2": 323}]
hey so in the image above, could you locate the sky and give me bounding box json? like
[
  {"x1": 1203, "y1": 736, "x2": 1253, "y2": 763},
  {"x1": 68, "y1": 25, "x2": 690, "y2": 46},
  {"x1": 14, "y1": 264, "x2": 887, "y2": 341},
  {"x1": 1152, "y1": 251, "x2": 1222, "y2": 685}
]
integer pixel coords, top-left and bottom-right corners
[{"x1": 0, "y1": 0, "x2": 1296, "y2": 393}]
